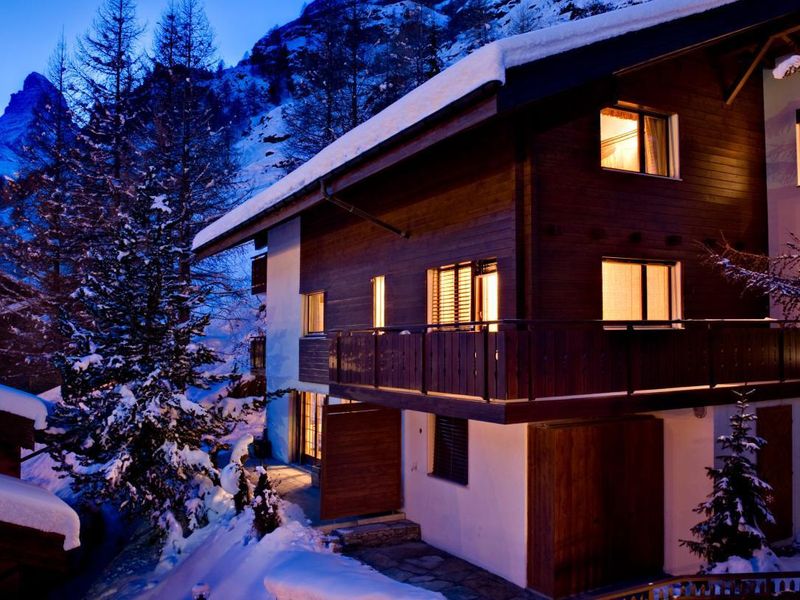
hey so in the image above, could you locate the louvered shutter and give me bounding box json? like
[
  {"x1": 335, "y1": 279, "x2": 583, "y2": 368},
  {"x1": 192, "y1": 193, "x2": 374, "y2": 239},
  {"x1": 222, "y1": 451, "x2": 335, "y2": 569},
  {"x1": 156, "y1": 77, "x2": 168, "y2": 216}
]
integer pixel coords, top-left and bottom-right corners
[
  {"x1": 433, "y1": 416, "x2": 468, "y2": 485},
  {"x1": 431, "y1": 263, "x2": 473, "y2": 325},
  {"x1": 251, "y1": 255, "x2": 267, "y2": 295}
]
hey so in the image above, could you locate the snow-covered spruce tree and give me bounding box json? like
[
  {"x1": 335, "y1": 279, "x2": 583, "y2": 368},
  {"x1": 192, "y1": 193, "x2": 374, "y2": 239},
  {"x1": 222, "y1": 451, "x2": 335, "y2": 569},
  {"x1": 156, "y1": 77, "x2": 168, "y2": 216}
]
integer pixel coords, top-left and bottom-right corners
[
  {"x1": 251, "y1": 467, "x2": 281, "y2": 539},
  {"x1": 681, "y1": 391, "x2": 774, "y2": 568}
]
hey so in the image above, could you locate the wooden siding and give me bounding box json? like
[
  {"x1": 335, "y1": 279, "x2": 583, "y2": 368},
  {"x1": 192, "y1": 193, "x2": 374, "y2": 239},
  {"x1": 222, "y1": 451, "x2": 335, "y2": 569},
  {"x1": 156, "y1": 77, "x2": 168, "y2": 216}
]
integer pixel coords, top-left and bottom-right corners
[
  {"x1": 320, "y1": 403, "x2": 402, "y2": 520},
  {"x1": 0, "y1": 444, "x2": 20, "y2": 478},
  {"x1": 298, "y1": 336, "x2": 329, "y2": 384},
  {"x1": 757, "y1": 405, "x2": 793, "y2": 542},
  {"x1": 528, "y1": 417, "x2": 664, "y2": 598},
  {"x1": 0, "y1": 412, "x2": 35, "y2": 450},
  {"x1": 300, "y1": 120, "x2": 518, "y2": 331},
  {"x1": 529, "y1": 47, "x2": 768, "y2": 322}
]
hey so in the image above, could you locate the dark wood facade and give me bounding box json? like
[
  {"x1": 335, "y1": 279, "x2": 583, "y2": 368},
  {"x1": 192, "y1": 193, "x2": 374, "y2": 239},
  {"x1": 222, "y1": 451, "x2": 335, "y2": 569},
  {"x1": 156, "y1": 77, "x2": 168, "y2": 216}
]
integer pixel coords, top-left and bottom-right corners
[
  {"x1": 528, "y1": 417, "x2": 664, "y2": 598},
  {"x1": 757, "y1": 405, "x2": 794, "y2": 542}
]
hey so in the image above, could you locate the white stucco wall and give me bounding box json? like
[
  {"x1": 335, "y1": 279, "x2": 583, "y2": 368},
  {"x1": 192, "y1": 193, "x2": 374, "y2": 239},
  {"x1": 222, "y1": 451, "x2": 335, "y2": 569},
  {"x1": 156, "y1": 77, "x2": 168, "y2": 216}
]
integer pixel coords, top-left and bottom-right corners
[
  {"x1": 655, "y1": 408, "x2": 715, "y2": 575},
  {"x1": 402, "y1": 411, "x2": 528, "y2": 588},
  {"x1": 764, "y1": 69, "x2": 800, "y2": 318},
  {"x1": 265, "y1": 218, "x2": 302, "y2": 462}
]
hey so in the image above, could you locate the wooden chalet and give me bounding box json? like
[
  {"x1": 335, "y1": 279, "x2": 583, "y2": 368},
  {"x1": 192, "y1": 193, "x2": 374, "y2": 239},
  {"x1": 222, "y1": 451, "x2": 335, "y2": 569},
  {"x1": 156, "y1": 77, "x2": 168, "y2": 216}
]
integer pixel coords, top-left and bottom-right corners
[
  {"x1": 194, "y1": 1, "x2": 800, "y2": 597},
  {"x1": 0, "y1": 385, "x2": 80, "y2": 596}
]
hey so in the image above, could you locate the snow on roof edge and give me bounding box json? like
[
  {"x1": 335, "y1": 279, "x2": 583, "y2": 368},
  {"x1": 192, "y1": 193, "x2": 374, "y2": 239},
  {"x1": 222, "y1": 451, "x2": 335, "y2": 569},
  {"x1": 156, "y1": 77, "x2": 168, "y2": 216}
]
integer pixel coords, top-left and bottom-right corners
[
  {"x1": 0, "y1": 473, "x2": 80, "y2": 550},
  {"x1": 193, "y1": 0, "x2": 737, "y2": 252},
  {"x1": 0, "y1": 383, "x2": 48, "y2": 430}
]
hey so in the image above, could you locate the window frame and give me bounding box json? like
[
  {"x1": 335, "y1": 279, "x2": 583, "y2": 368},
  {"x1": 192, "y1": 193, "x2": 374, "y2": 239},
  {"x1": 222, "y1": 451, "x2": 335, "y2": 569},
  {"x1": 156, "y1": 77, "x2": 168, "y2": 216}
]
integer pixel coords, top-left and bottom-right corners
[
  {"x1": 303, "y1": 291, "x2": 325, "y2": 336},
  {"x1": 600, "y1": 105, "x2": 678, "y2": 179},
  {"x1": 601, "y1": 257, "x2": 682, "y2": 327},
  {"x1": 427, "y1": 259, "x2": 498, "y2": 328}
]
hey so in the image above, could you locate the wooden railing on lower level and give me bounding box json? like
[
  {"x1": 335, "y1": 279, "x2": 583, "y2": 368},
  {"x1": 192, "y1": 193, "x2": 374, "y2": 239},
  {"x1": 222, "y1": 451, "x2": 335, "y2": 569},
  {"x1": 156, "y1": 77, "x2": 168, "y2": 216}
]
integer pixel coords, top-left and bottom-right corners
[
  {"x1": 594, "y1": 572, "x2": 800, "y2": 599},
  {"x1": 328, "y1": 319, "x2": 800, "y2": 402}
]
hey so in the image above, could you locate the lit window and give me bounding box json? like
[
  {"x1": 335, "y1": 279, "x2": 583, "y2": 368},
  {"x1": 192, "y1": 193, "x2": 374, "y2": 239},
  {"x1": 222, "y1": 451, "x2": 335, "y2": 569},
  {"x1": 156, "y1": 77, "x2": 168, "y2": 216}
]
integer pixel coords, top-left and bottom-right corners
[
  {"x1": 372, "y1": 276, "x2": 385, "y2": 329},
  {"x1": 428, "y1": 261, "x2": 498, "y2": 326},
  {"x1": 301, "y1": 391, "x2": 325, "y2": 464},
  {"x1": 796, "y1": 109, "x2": 800, "y2": 186},
  {"x1": 600, "y1": 107, "x2": 673, "y2": 177},
  {"x1": 475, "y1": 263, "x2": 498, "y2": 332},
  {"x1": 602, "y1": 259, "x2": 680, "y2": 322},
  {"x1": 303, "y1": 291, "x2": 325, "y2": 335}
]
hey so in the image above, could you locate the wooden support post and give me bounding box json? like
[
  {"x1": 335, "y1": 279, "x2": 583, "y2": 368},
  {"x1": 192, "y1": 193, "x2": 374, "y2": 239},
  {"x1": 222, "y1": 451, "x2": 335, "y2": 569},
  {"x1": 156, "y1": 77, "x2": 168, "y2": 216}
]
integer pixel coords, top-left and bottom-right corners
[
  {"x1": 626, "y1": 324, "x2": 635, "y2": 396},
  {"x1": 420, "y1": 332, "x2": 428, "y2": 395},
  {"x1": 483, "y1": 325, "x2": 491, "y2": 402},
  {"x1": 373, "y1": 331, "x2": 380, "y2": 388}
]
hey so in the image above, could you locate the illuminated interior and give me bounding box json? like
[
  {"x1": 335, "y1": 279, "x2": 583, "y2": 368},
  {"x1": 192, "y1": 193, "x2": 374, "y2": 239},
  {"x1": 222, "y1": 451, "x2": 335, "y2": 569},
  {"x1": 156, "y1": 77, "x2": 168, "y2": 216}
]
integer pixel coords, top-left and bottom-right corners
[
  {"x1": 600, "y1": 108, "x2": 641, "y2": 172},
  {"x1": 372, "y1": 275, "x2": 385, "y2": 328},
  {"x1": 305, "y1": 292, "x2": 325, "y2": 334},
  {"x1": 602, "y1": 259, "x2": 678, "y2": 321}
]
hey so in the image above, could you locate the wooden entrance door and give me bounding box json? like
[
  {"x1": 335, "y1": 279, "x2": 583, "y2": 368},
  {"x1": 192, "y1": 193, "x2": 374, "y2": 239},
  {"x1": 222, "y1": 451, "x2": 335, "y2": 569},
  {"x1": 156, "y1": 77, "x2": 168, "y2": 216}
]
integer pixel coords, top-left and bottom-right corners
[
  {"x1": 528, "y1": 417, "x2": 664, "y2": 599},
  {"x1": 757, "y1": 405, "x2": 793, "y2": 542},
  {"x1": 320, "y1": 403, "x2": 402, "y2": 521}
]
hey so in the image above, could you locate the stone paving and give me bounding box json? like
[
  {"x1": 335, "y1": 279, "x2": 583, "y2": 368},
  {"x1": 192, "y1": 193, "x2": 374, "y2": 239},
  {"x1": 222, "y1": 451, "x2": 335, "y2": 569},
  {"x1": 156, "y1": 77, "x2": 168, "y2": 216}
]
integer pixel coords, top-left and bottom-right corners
[{"x1": 346, "y1": 540, "x2": 539, "y2": 600}]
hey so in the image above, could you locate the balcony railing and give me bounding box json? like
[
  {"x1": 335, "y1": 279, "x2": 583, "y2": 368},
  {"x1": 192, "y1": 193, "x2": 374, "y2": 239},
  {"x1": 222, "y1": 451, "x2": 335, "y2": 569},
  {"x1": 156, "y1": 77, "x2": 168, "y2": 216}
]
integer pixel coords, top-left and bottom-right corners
[{"x1": 328, "y1": 319, "x2": 800, "y2": 403}]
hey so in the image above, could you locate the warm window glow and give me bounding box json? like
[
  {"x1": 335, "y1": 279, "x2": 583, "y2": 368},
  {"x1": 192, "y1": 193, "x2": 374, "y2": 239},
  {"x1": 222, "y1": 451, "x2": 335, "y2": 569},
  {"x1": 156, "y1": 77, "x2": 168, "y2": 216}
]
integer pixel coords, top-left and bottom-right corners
[
  {"x1": 372, "y1": 276, "x2": 385, "y2": 328},
  {"x1": 301, "y1": 392, "x2": 324, "y2": 462},
  {"x1": 304, "y1": 292, "x2": 325, "y2": 335},
  {"x1": 601, "y1": 108, "x2": 641, "y2": 172},
  {"x1": 602, "y1": 259, "x2": 679, "y2": 322},
  {"x1": 476, "y1": 269, "x2": 498, "y2": 332},
  {"x1": 430, "y1": 263, "x2": 473, "y2": 325},
  {"x1": 796, "y1": 109, "x2": 800, "y2": 186},
  {"x1": 601, "y1": 107, "x2": 672, "y2": 177}
]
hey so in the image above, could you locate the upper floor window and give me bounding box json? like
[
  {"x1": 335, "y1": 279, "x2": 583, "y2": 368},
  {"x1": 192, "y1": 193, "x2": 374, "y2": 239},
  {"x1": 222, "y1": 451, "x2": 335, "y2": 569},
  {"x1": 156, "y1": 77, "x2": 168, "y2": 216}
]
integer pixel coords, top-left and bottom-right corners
[
  {"x1": 303, "y1": 291, "x2": 325, "y2": 335},
  {"x1": 251, "y1": 254, "x2": 267, "y2": 295},
  {"x1": 428, "y1": 260, "x2": 498, "y2": 326},
  {"x1": 600, "y1": 107, "x2": 675, "y2": 178},
  {"x1": 602, "y1": 259, "x2": 681, "y2": 322},
  {"x1": 372, "y1": 275, "x2": 385, "y2": 329}
]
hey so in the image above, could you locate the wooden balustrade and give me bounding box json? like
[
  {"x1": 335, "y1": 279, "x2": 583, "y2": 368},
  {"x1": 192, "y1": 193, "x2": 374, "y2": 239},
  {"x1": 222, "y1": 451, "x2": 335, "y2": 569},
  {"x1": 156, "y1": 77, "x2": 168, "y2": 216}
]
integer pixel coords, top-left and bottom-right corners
[
  {"x1": 594, "y1": 571, "x2": 800, "y2": 599},
  {"x1": 327, "y1": 320, "x2": 800, "y2": 403}
]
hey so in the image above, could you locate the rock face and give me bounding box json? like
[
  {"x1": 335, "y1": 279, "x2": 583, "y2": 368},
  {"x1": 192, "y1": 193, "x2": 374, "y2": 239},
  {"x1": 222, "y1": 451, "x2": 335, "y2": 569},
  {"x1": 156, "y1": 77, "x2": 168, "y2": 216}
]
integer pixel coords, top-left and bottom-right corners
[{"x1": 0, "y1": 72, "x2": 63, "y2": 177}]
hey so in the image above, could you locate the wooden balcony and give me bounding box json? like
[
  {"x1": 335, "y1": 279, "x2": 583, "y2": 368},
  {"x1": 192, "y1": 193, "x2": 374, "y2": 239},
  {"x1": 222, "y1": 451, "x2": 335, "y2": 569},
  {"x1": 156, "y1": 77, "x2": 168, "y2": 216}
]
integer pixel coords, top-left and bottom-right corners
[{"x1": 327, "y1": 320, "x2": 800, "y2": 423}]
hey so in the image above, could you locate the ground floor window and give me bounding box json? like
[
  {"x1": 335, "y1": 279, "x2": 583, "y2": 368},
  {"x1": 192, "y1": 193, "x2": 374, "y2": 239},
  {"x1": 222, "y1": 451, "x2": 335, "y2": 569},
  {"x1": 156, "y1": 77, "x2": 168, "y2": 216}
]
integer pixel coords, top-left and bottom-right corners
[
  {"x1": 431, "y1": 415, "x2": 468, "y2": 485},
  {"x1": 300, "y1": 391, "x2": 325, "y2": 465},
  {"x1": 602, "y1": 258, "x2": 681, "y2": 323}
]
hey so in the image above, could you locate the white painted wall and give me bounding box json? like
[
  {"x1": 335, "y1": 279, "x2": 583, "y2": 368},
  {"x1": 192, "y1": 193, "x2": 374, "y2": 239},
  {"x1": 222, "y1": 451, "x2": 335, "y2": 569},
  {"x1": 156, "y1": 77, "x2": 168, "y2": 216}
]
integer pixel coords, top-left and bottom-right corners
[
  {"x1": 402, "y1": 411, "x2": 528, "y2": 588},
  {"x1": 655, "y1": 408, "x2": 715, "y2": 575},
  {"x1": 763, "y1": 69, "x2": 800, "y2": 318},
  {"x1": 265, "y1": 218, "x2": 302, "y2": 462}
]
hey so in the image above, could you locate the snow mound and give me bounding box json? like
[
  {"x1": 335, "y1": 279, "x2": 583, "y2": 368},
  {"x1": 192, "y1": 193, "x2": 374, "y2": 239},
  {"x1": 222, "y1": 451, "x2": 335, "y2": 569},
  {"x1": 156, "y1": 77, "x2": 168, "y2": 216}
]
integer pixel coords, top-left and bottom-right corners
[
  {"x1": 0, "y1": 473, "x2": 80, "y2": 550},
  {"x1": 194, "y1": 0, "x2": 735, "y2": 251},
  {"x1": 0, "y1": 382, "x2": 48, "y2": 429},
  {"x1": 264, "y1": 550, "x2": 443, "y2": 599},
  {"x1": 708, "y1": 547, "x2": 784, "y2": 574},
  {"x1": 137, "y1": 503, "x2": 440, "y2": 600}
]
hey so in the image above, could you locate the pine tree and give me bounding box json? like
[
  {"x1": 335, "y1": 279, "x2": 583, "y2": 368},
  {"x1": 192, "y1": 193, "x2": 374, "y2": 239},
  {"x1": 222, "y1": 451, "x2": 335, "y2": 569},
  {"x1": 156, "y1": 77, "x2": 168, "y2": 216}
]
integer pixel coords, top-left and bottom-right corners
[
  {"x1": 251, "y1": 467, "x2": 281, "y2": 538},
  {"x1": 681, "y1": 391, "x2": 775, "y2": 569}
]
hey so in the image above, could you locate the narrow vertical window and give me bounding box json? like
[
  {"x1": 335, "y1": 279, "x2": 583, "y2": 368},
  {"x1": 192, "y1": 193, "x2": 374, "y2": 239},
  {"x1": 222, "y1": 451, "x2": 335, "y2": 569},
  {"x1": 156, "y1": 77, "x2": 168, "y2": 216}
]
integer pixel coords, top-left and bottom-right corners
[
  {"x1": 301, "y1": 391, "x2": 325, "y2": 464},
  {"x1": 251, "y1": 254, "x2": 267, "y2": 295},
  {"x1": 432, "y1": 416, "x2": 468, "y2": 485},
  {"x1": 372, "y1": 276, "x2": 385, "y2": 329},
  {"x1": 795, "y1": 109, "x2": 800, "y2": 186},
  {"x1": 475, "y1": 262, "x2": 498, "y2": 331},
  {"x1": 303, "y1": 291, "x2": 325, "y2": 335}
]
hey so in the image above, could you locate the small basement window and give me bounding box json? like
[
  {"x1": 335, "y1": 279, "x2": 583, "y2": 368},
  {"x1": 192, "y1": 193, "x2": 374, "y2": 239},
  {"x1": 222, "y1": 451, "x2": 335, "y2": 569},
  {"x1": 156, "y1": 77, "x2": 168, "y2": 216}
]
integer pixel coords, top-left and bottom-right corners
[
  {"x1": 431, "y1": 416, "x2": 468, "y2": 485},
  {"x1": 602, "y1": 259, "x2": 681, "y2": 323},
  {"x1": 600, "y1": 107, "x2": 675, "y2": 177},
  {"x1": 303, "y1": 291, "x2": 325, "y2": 335}
]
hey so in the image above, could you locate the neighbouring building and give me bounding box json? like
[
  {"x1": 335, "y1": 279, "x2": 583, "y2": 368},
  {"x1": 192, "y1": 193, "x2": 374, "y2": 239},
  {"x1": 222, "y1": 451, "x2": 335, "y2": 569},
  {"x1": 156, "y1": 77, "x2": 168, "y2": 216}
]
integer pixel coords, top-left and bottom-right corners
[
  {"x1": 194, "y1": 1, "x2": 800, "y2": 597},
  {"x1": 0, "y1": 384, "x2": 80, "y2": 595}
]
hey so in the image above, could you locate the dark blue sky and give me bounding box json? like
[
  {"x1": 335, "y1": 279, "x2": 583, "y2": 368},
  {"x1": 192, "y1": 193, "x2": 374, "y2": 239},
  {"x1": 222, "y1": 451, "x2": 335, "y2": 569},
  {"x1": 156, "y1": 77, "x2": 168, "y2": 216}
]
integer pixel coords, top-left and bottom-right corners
[{"x1": 0, "y1": 0, "x2": 307, "y2": 110}]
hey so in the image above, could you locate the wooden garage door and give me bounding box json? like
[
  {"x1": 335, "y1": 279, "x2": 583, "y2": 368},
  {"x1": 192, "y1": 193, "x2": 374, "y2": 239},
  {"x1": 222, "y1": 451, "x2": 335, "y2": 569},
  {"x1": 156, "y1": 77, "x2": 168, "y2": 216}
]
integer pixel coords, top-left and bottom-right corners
[
  {"x1": 320, "y1": 403, "x2": 402, "y2": 521},
  {"x1": 757, "y1": 405, "x2": 793, "y2": 542},
  {"x1": 528, "y1": 417, "x2": 664, "y2": 599}
]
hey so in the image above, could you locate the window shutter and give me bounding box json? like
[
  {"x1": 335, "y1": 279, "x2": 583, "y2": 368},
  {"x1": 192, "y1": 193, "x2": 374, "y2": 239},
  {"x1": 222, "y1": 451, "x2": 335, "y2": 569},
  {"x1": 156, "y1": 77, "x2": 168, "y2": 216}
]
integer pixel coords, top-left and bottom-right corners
[
  {"x1": 431, "y1": 263, "x2": 473, "y2": 325},
  {"x1": 251, "y1": 255, "x2": 267, "y2": 295},
  {"x1": 433, "y1": 416, "x2": 468, "y2": 485}
]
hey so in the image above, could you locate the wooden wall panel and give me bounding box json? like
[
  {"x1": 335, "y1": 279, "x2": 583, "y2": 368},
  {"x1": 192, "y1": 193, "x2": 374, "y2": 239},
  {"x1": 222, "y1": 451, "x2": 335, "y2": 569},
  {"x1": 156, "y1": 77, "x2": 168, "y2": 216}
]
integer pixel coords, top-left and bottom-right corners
[
  {"x1": 530, "y1": 47, "x2": 768, "y2": 322},
  {"x1": 757, "y1": 405, "x2": 793, "y2": 542},
  {"x1": 300, "y1": 121, "x2": 518, "y2": 332},
  {"x1": 528, "y1": 417, "x2": 664, "y2": 598},
  {"x1": 298, "y1": 336, "x2": 329, "y2": 384},
  {"x1": 320, "y1": 403, "x2": 402, "y2": 520}
]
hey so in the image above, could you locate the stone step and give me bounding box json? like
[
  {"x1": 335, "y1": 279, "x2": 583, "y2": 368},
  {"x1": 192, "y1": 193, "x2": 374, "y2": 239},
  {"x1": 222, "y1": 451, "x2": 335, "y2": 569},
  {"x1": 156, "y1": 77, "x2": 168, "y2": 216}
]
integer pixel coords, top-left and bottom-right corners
[{"x1": 329, "y1": 519, "x2": 421, "y2": 550}]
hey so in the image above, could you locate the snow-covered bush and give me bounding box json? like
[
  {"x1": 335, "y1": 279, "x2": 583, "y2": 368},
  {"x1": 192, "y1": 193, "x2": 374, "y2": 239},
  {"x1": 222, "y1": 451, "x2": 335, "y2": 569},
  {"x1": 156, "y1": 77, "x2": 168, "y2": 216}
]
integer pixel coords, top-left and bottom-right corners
[
  {"x1": 681, "y1": 391, "x2": 775, "y2": 570},
  {"x1": 251, "y1": 466, "x2": 281, "y2": 539}
]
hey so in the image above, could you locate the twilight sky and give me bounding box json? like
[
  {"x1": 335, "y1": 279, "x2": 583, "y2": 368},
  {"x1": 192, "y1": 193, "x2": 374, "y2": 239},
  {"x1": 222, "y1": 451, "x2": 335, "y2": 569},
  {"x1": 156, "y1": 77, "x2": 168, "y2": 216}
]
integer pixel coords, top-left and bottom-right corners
[{"x1": 0, "y1": 0, "x2": 307, "y2": 111}]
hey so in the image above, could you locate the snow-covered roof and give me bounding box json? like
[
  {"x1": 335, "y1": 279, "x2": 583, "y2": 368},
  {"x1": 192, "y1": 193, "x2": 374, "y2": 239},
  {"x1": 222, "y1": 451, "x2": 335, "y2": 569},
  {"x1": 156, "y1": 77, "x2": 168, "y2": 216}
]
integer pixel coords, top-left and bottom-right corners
[
  {"x1": 0, "y1": 473, "x2": 80, "y2": 550},
  {"x1": 0, "y1": 383, "x2": 48, "y2": 430},
  {"x1": 193, "y1": 0, "x2": 736, "y2": 251}
]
